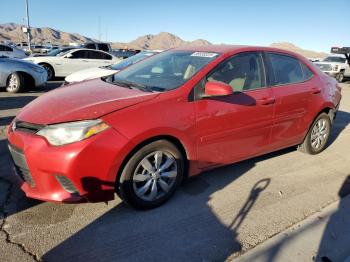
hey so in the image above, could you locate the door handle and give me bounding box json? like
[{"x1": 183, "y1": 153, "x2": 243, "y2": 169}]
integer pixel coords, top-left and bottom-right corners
[
  {"x1": 311, "y1": 87, "x2": 321, "y2": 94},
  {"x1": 259, "y1": 97, "x2": 275, "y2": 105}
]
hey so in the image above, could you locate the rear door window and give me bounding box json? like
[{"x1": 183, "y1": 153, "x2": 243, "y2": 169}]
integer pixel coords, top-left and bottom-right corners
[
  {"x1": 268, "y1": 53, "x2": 304, "y2": 85},
  {"x1": 88, "y1": 50, "x2": 112, "y2": 60},
  {"x1": 301, "y1": 63, "x2": 314, "y2": 81},
  {"x1": 70, "y1": 50, "x2": 88, "y2": 59}
]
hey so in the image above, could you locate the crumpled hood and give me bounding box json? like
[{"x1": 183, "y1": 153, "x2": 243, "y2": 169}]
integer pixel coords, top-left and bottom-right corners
[
  {"x1": 16, "y1": 78, "x2": 159, "y2": 125},
  {"x1": 65, "y1": 67, "x2": 118, "y2": 83}
]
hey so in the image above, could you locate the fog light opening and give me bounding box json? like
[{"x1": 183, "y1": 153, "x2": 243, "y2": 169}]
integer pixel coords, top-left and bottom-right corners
[{"x1": 55, "y1": 175, "x2": 80, "y2": 195}]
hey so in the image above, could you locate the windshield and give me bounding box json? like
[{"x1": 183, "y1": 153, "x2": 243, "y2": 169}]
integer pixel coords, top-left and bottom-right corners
[
  {"x1": 111, "y1": 50, "x2": 219, "y2": 91},
  {"x1": 323, "y1": 56, "x2": 346, "y2": 63},
  {"x1": 110, "y1": 51, "x2": 157, "y2": 70}
]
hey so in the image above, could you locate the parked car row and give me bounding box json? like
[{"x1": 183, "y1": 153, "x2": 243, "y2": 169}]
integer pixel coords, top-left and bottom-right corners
[
  {"x1": 65, "y1": 50, "x2": 161, "y2": 84},
  {"x1": 0, "y1": 44, "x2": 163, "y2": 93},
  {"x1": 25, "y1": 48, "x2": 122, "y2": 80}
]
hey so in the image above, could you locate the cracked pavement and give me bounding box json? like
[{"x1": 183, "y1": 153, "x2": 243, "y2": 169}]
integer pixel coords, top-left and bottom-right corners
[{"x1": 0, "y1": 81, "x2": 350, "y2": 261}]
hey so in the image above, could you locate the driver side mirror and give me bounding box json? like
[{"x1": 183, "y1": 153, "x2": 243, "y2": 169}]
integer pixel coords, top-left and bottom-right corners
[
  {"x1": 203, "y1": 81, "x2": 233, "y2": 97},
  {"x1": 64, "y1": 53, "x2": 73, "y2": 58}
]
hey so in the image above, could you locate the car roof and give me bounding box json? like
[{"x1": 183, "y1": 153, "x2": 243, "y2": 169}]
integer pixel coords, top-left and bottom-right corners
[{"x1": 172, "y1": 44, "x2": 306, "y2": 58}]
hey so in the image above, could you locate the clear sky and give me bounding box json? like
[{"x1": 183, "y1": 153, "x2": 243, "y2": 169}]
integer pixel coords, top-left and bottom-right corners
[{"x1": 1, "y1": 0, "x2": 349, "y2": 52}]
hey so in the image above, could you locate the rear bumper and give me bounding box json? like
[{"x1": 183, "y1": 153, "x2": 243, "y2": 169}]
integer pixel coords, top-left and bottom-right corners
[{"x1": 7, "y1": 124, "x2": 131, "y2": 203}]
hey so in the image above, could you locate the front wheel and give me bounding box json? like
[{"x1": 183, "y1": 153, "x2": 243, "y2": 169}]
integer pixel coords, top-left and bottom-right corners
[
  {"x1": 40, "y1": 63, "x2": 55, "y2": 81},
  {"x1": 336, "y1": 71, "x2": 344, "y2": 83},
  {"x1": 6, "y1": 72, "x2": 25, "y2": 93},
  {"x1": 298, "y1": 113, "x2": 331, "y2": 155},
  {"x1": 118, "y1": 140, "x2": 184, "y2": 209}
]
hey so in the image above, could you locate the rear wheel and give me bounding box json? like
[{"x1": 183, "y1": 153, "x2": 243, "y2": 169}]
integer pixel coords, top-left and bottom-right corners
[
  {"x1": 6, "y1": 72, "x2": 25, "y2": 93},
  {"x1": 40, "y1": 63, "x2": 54, "y2": 80},
  {"x1": 298, "y1": 113, "x2": 331, "y2": 154},
  {"x1": 117, "y1": 140, "x2": 184, "y2": 209}
]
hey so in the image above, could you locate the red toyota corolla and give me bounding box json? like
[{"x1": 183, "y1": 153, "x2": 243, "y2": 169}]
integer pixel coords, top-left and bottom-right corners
[{"x1": 7, "y1": 45, "x2": 342, "y2": 209}]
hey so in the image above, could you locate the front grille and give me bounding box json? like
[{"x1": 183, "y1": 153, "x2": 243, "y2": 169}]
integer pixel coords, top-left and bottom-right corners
[
  {"x1": 315, "y1": 63, "x2": 332, "y2": 71},
  {"x1": 8, "y1": 144, "x2": 35, "y2": 187},
  {"x1": 13, "y1": 121, "x2": 44, "y2": 134}
]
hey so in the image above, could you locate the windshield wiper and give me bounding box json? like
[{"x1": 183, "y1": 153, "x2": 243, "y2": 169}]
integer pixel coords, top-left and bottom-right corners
[
  {"x1": 112, "y1": 79, "x2": 157, "y2": 92},
  {"x1": 104, "y1": 77, "x2": 166, "y2": 92}
]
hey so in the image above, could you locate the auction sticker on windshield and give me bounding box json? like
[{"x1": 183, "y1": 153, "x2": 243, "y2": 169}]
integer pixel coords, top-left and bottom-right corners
[{"x1": 190, "y1": 52, "x2": 218, "y2": 58}]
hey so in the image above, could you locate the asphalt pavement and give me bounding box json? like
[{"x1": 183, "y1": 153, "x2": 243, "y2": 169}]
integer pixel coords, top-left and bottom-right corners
[{"x1": 0, "y1": 81, "x2": 350, "y2": 262}]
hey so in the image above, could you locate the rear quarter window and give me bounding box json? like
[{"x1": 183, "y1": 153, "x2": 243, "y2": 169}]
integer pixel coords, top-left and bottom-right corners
[{"x1": 301, "y1": 62, "x2": 314, "y2": 81}]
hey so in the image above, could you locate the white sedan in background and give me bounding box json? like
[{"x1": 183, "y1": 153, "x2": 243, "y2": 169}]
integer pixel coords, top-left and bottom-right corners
[
  {"x1": 65, "y1": 50, "x2": 162, "y2": 84},
  {"x1": 24, "y1": 48, "x2": 120, "y2": 80},
  {"x1": 0, "y1": 44, "x2": 27, "y2": 59}
]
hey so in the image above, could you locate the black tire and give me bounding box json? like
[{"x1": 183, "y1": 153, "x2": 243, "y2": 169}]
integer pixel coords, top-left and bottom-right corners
[
  {"x1": 298, "y1": 113, "x2": 331, "y2": 155},
  {"x1": 336, "y1": 71, "x2": 344, "y2": 83},
  {"x1": 6, "y1": 72, "x2": 25, "y2": 93},
  {"x1": 117, "y1": 140, "x2": 184, "y2": 209},
  {"x1": 40, "y1": 63, "x2": 55, "y2": 81}
]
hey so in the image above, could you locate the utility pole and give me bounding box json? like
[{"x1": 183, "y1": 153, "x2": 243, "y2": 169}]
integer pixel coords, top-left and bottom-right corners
[
  {"x1": 98, "y1": 16, "x2": 101, "y2": 42},
  {"x1": 24, "y1": 0, "x2": 32, "y2": 52}
]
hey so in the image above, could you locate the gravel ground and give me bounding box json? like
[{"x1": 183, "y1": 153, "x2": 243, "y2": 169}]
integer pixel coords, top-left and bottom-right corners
[{"x1": 0, "y1": 81, "x2": 349, "y2": 261}]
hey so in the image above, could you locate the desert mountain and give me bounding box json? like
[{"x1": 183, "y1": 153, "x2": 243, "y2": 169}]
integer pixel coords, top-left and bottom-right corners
[
  {"x1": 111, "y1": 32, "x2": 212, "y2": 50},
  {"x1": 0, "y1": 23, "x2": 326, "y2": 58},
  {"x1": 270, "y1": 42, "x2": 327, "y2": 58},
  {"x1": 0, "y1": 23, "x2": 93, "y2": 45}
]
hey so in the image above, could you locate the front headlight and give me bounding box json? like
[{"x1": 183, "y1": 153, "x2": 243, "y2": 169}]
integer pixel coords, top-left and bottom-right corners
[
  {"x1": 333, "y1": 65, "x2": 339, "y2": 71},
  {"x1": 36, "y1": 119, "x2": 110, "y2": 146}
]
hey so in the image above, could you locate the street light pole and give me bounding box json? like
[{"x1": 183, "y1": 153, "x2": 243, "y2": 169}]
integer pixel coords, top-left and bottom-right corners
[{"x1": 25, "y1": 0, "x2": 32, "y2": 52}]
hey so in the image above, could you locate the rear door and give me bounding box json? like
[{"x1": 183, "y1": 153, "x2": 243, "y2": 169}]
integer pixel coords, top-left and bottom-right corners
[
  {"x1": 266, "y1": 52, "x2": 318, "y2": 150},
  {"x1": 195, "y1": 51, "x2": 275, "y2": 168}
]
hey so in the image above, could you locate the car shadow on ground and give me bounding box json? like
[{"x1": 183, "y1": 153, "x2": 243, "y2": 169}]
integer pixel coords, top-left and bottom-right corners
[
  {"x1": 0, "y1": 96, "x2": 38, "y2": 111},
  {"x1": 42, "y1": 148, "x2": 299, "y2": 262},
  {"x1": 245, "y1": 175, "x2": 350, "y2": 262},
  {"x1": 327, "y1": 110, "x2": 350, "y2": 147},
  {"x1": 316, "y1": 175, "x2": 350, "y2": 261},
  {"x1": 0, "y1": 138, "x2": 41, "y2": 219}
]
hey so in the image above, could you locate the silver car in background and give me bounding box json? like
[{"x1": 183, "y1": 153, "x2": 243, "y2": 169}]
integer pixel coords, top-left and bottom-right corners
[{"x1": 0, "y1": 56, "x2": 47, "y2": 93}]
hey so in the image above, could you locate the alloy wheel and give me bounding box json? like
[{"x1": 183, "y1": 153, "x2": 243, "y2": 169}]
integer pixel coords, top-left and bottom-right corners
[
  {"x1": 132, "y1": 151, "x2": 178, "y2": 201},
  {"x1": 8, "y1": 74, "x2": 19, "y2": 92},
  {"x1": 310, "y1": 119, "x2": 329, "y2": 150}
]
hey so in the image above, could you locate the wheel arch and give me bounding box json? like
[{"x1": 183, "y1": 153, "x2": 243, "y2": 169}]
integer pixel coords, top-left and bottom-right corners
[
  {"x1": 115, "y1": 135, "x2": 190, "y2": 187},
  {"x1": 16, "y1": 71, "x2": 35, "y2": 87},
  {"x1": 302, "y1": 105, "x2": 335, "y2": 143}
]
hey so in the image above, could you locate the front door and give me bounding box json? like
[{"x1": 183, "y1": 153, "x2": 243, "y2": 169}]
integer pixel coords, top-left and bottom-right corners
[{"x1": 195, "y1": 52, "x2": 275, "y2": 168}]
